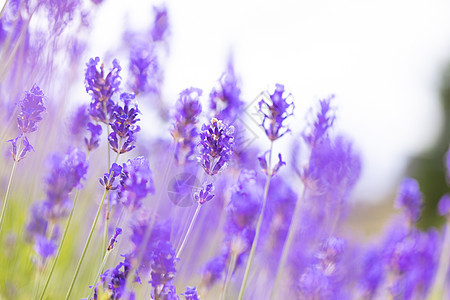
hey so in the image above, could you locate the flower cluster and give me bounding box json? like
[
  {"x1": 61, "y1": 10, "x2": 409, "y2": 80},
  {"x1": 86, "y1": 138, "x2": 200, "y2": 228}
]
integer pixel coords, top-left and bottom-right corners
[
  {"x1": 198, "y1": 118, "x2": 234, "y2": 175},
  {"x1": 258, "y1": 83, "x2": 294, "y2": 141},
  {"x1": 8, "y1": 84, "x2": 46, "y2": 161},
  {"x1": 171, "y1": 87, "x2": 202, "y2": 164}
]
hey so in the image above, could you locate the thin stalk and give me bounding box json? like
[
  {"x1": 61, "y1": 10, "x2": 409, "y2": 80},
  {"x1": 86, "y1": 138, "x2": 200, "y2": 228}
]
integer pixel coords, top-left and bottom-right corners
[
  {"x1": 0, "y1": 0, "x2": 8, "y2": 19},
  {"x1": 38, "y1": 189, "x2": 81, "y2": 300},
  {"x1": 176, "y1": 203, "x2": 202, "y2": 258},
  {"x1": 103, "y1": 125, "x2": 111, "y2": 256},
  {"x1": 270, "y1": 185, "x2": 306, "y2": 300},
  {"x1": 237, "y1": 142, "x2": 273, "y2": 300},
  {"x1": 427, "y1": 219, "x2": 450, "y2": 300},
  {"x1": 220, "y1": 251, "x2": 238, "y2": 300},
  {"x1": 65, "y1": 188, "x2": 109, "y2": 300},
  {"x1": 87, "y1": 250, "x2": 112, "y2": 300},
  {"x1": 0, "y1": 134, "x2": 23, "y2": 234}
]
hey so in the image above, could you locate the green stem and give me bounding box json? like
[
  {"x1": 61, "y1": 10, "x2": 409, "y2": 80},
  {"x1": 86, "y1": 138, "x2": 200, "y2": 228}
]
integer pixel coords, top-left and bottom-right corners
[
  {"x1": 87, "y1": 250, "x2": 112, "y2": 300},
  {"x1": 0, "y1": 133, "x2": 23, "y2": 234},
  {"x1": 39, "y1": 190, "x2": 81, "y2": 300},
  {"x1": 220, "y1": 251, "x2": 238, "y2": 300},
  {"x1": 269, "y1": 185, "x2": 306, "y2": 299},
  {"x1": 65, "y1": 188, "x2": 109, "y2": 300},
  {"x1": 176, "y1": 203, "x2": 202, "y2": 258},
  {"x1": 427, "y1": 218, "x2": 450, "y2": 300},
  {"x1": 0, "y1": 159, "x2": 17, "y2": 234},
  {"x1": 237, "y1": 142, "x2": 273, "y2": 300},
  {"x1": 103, "y1": 125, "x2": 111, "y2": 256}
]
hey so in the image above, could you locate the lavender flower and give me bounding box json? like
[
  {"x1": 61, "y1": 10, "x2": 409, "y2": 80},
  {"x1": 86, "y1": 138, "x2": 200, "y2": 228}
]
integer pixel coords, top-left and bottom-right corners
[
  {"x1": 99, "y1": 163, "x2": 123, "y2": 191},
  {"x1": 108, "y1": 227, "x2": 122, "y2": 251},
  {"x1": 16, "y1": 84, "x2": 47, "y2": 134},
  {"x1": 151, "y1": 5, "x2": 169, "y2": 42},
  {"x1": 85, "y1": 57, "x2": 122, "y2": 123},
  {"x1": 97, "y1": 257, "x2": 131, "y2": 299},
  {"x1": 438, "y1": 194, "x2": 450, "y2": 217},
  {"x1": 394, "y1": 178, "x2": 422, "y2": 222},
  {"x1": 171, "y1": 88, "x2": 202, "y2": 164},
  {"x1": 194, "y1": 184, "x2": 214, "y2": 205},
  {"x1": 199, "y1": 118, "x2": 234, "y2": 175},
  {"x1": 209, "y1": 59, "x2": 244, "y2": 122},
  {"x1": 118, "y1": 157, "x2": 155, "y2": 210},
  {"x1": 7, "y1": 134, "x2": 34, "y2": 162},
  {"x1": 85, "y1": 122, "x2": 102, "y2": 151},
  {"x1": 108, "y1": 93, "x2": 140, "y2": 154},
  {"x1": 303, "y1": 96, "x2": 335, "y2": 146},
  {"x1": 181, "y1": 287, "x2": 199, "y2": 300},
  {"x1": 258, "y1": 84, "x2": 294, "y2": 141},
  {"x1": 69, "y1": 104, "x2": 90, "y2": 136},
  {"x1": 129, "y1": 46, "x2": 160, "y2": 95},
  {"x1": 34, "y1": 235, "x2": 57, "y2": 263},
  {"x1": 44, "y1": 148, "x2": 89, "y2": 220}
]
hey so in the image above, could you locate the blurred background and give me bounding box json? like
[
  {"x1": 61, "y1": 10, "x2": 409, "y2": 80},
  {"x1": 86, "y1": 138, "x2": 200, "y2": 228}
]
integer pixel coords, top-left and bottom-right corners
[{"x1": 85, "y1": 0, "x2": 450, "y2": 229}]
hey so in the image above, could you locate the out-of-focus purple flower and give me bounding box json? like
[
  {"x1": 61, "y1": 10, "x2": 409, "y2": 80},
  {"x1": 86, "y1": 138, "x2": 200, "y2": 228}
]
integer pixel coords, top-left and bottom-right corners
[
  {"x1": 171, "y1": 87, "x2": 202, "y2": 164},
  {"x1": 7, "y1": 134, "x2": 35, "y2": 162},
  {"x1": 303, "y1": 135, "x2": 361, "y2": 209},
  {"x1": 16, "y1": 84, "x2": 46, "y2": 134},
  {"x1": 194, "y1": 184, "x2": 214, "y2": 205},
  {"x1": 98, "y1": 257, "x2": 131, "y2": 299},
  {"x1": 394, "y1": 178, "x2": 422, "y2": 222},
  {"x1": 359, "y1": 246, "x2": 384, "y2": 298},
  {"x1": 108, "y1": 93, "x2": 140, "y2": 154},
  {"x1": 303, "y1": 96, "x2": 335, "y2": 146},
  {"x1": 258, "y1": 152, "x2": 285, "y2": 176},
  {"x1": 150, "y1": 240, "x2": 177, "y2": 287},
  {"x1": 181, "y1": 286, "x2": 199, "y2": 300},
  {"x1": 199, "y1": 118, "x2": 234, "y2": 175},
  {"x1": 85, "y1": 57, "x2": 121, "y2": 123},
  {"x1": 151, "y1": 5, "x2": 169, "y2": 42},
  {"x1": 44, "y1": 148, "x2": 89, "y2": 220},
  {"x1": 210, "y1": 59, "x2": 244, "y2": 122},
  {"x1": 118, "y1": 157, "x2": 155, "y2": 210},
  {"x1": 258, "y1": 84, "x2": 294, "y2": 141},
  {"x1": 438, "y1": 194, "x2": 450, "y2": 217},
  {"x1": 70, "y1": 104, "x2": 90, "y2": 136},
  {"x1": 316, "y1": 237, "x2": 346, "y2": 274},
  {"x1": 107, "y1": 227, "x2": 122, "y2": 251},
  {"x1": 202, "y1": 253, "x2": 227, "y2": 288},
  {"x1": 298, "y1": 266, "x2": 331, "y2": 299},
  {"x1": 34, "y1": 235, "x2": 57, "y2": 263},
  {"x1": 99, "y1": 163, "x2": 123, "y2": 191},
  {"x1": 85, "y1": 122, "x2": 102, "y2": 151},
  {"x1": 41, "y1": 0, "x2": 82, "y2": 36},
  {"x1": 25, "y1": 202, "x2": 48, "y2": 242},
  {"x1": 386, "y1": 228, "x2": 440, "y2": 300},
  {"x1": 129, "y1": 45, "x2": 161, "y2": 95}
]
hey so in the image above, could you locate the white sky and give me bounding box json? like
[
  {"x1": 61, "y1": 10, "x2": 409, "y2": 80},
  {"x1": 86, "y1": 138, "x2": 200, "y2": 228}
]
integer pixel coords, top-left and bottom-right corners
[{"x1": 87, "y1": 0, "x2": 450, "y2": 203}]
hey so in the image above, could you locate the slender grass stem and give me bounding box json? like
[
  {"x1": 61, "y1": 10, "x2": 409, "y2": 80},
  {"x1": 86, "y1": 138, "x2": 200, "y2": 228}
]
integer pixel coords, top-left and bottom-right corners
[
  {"x1": 269, "y1": 185, "x2": 306, "y2": 300},
  {"x1": 0, "y1": 134, "x2": 23, "y2": 234},
  {"x1": 176, "y1": 203, "x2": 201, "y2": 258},
  {"x1": 427, "y1": 218, "x2": 450, "y2": 300},
  {"x1": 0, "y1": 0, "x2": 9, "y2": 19},
  {"x1": 220, "y1": 251, "x2": 238, "y2": 300},
  {"x1": 237, "y1": 142, "x2": 273, "y2": 300},
  {"x1": 103, "y1": 125, "x2": 112, "y2": 255},
  {"x1": 38, "y1": 189, "x2": 81, "y2": 300},
  {"x1": 87, "y1": 249, "x2": 112, "y2": 300},
  {"x1": 65, "y1": 188, "x2": 109, "y2": 300},
  {"x1": 0, "y1": 159, "x2": 18, "y2": 234}
]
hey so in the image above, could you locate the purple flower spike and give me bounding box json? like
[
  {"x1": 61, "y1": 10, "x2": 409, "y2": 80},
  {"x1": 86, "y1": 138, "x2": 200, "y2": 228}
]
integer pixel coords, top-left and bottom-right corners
[
  {"x1": 303, "y1": 96, "x2": 336, "y2": 146},
  {"x1": 107, "y1": 227, "x2": 122, "y2": 251},
  {"x1": 34, "y1": 235, "x2": 57, "y2": 263},
  {"x1": 199, "y1": 118, "x2": 234, "y2": 175},
  {"x1": 181, "y1": 286, "x2": 199, "y2": 300},
  {"x1": 258, "y1": 152, "x2": 285, "y2": 176},
  {"x1": 172, "y1": 87, "x2": 202, "y2": 164},
  {"x1": 85, "y1": 122, "x2": 102, "y2": 151},
  {"x1": 119, "y1": 157, "x2": 155, "y2": 210},
  {"x1": 7, "y1": 134, "x2": 35, "y2": 162},
  {"x1": 194, "y1": 184, "x2": 215, "y2": 205},
  {"x1": 99, "y1": 163, "x2": 123, "y2": 190},
  {"x1": 151, "y1": 5, "x2": 169, "y2": 42},
  {"x1": 258, "y1": 83, "x2": 294, "y2": 141},
  {"x1": 98, "y1": 257, "x2": 132, "y2": 299},
  {"x1": 438, "y1": 194, "x2": 450, "y2": 217},
  {"x1": 395, "y1": 178, "x2": 422, "y2": 222},
  {"x1": 17, "y1": 84, "x2": 47, "y2": 134},
  {"x1": 85, "y1": 57, "x2": 122, "y2": 123}
]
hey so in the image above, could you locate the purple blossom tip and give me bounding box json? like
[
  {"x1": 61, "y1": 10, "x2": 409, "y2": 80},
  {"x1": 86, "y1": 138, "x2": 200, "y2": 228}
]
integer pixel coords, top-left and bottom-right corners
[
  {"x1": 199, "y1": 118, "x2": 234, "y2": 175},
  {"x1": 17, "y1": 84, "x2": 47, "y2": 134},
  {"x1": 394, "y1": 178, "x2": 422, "y2": 222},
  {"x1": 258, "y1": 83, "x2": 294, "y2": 141},
  {"x1": 108, "y1": 227, "x2": 122, "y2": 251},
  {"x1": 303, "y1": 96, "x2": 336, "y2": 146},
  {"x1": 181, "y1": 286, "x2": 199, "y2": 300},
  {"x1": 194, "y1": 184, "x2": 215, "y2": 205},
  {"x1": 438, "y1": 194, "x2": 450, "y2": 217}
]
